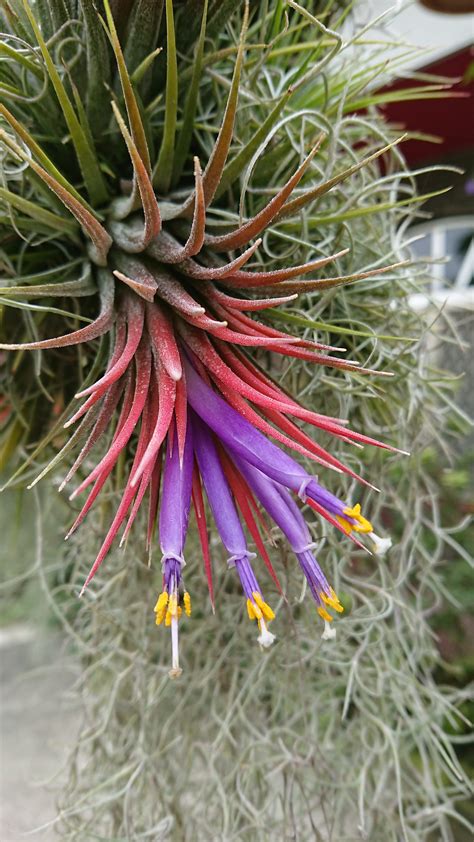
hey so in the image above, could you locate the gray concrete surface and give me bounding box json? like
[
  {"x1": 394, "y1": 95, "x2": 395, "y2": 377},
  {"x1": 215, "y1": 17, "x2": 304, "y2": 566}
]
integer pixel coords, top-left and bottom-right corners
[{"x1": 0, "y1": 626, "x2": 80, "y2": 842}]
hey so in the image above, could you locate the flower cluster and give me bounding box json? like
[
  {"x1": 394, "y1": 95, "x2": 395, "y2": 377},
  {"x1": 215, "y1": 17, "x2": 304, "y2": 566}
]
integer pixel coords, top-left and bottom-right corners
[
  {"x1": 151, "y1": 361, "x2": 391, "y2": 673},
  {"x1": 0, "y1": 0, "x2": 396, "y2": 676}
]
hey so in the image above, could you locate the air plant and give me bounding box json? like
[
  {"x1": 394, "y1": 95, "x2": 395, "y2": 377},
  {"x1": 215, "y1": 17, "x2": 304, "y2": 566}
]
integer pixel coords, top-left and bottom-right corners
[
  {"x1": 0, "y1": 0, "x2": 407, "y2": 675},
  {"x1": 2, "y1": 1, "x2": 473, "y2": 839}
]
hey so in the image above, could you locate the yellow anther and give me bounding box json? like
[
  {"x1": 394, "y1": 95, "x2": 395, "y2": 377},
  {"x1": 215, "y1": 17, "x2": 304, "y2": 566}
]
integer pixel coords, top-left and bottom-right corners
[
  {"x1": 343, "y1": 503, "x2": 373, "y2": 534},
  {"x1": 164, "y1": 594, "x2": 182, "y2": 626},
  {"x1": 252, "y1": 591, "x2": 275, "y2": 621},
  {"x1": 183, "y1": 591, "x2": 191, "y2": 617},
  {"x1": 317, "y1": 606, "x2": 333, "y2": 623},
  {"x1": 246, "y1": 598, "x2": 262, "y2": 621},
  {"x1": 329, "y1": 587, "x2": 344, "y2": 612},
  {"x1": 345, "y1": 502, "x2": 361, "y2": 518},
  {"x1": 154, "y1": 591, "x2": 169, "y2": 614},
  {"x1": 154, "y1": 591, "x2": 169, "y2": 625},
  {"x1": 262, "y1": 603, "x2": 275, "y2": 621},
  {"x1": 320, "y1": 590, "x2": 344, "y2": 614},
  {"x1": 336, "y1": 515, "x2": 352, "y2": 533},
  {"x1": 165, "y1": 603, "x2": 182, "y2": 626}
]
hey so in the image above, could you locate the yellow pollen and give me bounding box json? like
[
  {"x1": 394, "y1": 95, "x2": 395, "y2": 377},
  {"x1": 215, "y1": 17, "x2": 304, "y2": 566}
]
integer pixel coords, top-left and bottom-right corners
[
  {"x1": 169, "y1": 593, "x2": 178, "y2": 615},
  {"x1": 154, "y1": 590, "x2": 168, "y2": 613},
  {"x1": 183, "y1": 591, "x2": 191, "y2": 617},
  {"x1": 317, "y1": 606, "x2": 333, "y2": 623},
  {"x1": 154, "y1": 591, "x2": 169, "y2": 625},
  {"x1": 329, "y1": 586, "x2": 343, "y2": 606},
  {"x1": 320, "y1": 590, "x2": 344, "y2": 613},
  {"x1": 343, "y1": 503, "x2": 373, "y2": 534},
  {"x1": 246, "y1": 598, "x2": 262, "y2": 621},
  {"x1": 164, "y1": 593, "x2": 182, "y2": 626},
  {"x1": 252, "y1": 591, "x2": 275, "y2": 621},
  {"x1": 165, "y1": 604, "x2": 182, "y2": 626},
  {"x1": 336, "y1": 516, "x2": 350, "y2": 532}
]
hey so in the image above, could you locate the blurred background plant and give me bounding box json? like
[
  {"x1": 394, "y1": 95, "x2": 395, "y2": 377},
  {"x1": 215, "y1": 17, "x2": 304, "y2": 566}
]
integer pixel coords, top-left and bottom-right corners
[{"x1": 0, "y1": 1, "x2": 473, "y2": 840}]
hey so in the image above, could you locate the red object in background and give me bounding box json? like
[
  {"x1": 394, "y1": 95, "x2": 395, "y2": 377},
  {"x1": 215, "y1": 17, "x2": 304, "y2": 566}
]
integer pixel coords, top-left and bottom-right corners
[
  {"x1": 420, "y1": 1, "x2": 474, "y2": 11},
  {"x1": 378, "y1": 45, "x2": 474, "y2": 165}
]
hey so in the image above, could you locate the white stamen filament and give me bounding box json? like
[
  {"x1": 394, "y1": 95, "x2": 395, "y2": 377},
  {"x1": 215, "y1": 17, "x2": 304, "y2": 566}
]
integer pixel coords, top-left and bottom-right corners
[
  {"x1": 257, "y1": 619, "x2": 275, "y2": 649},
  {"x1": 322, "y1": 620, "x2": 336, "y2": 641},
  {"x1": 169, "y1": 614, "x2": 182, "y2": 679},
  {"x1": 369, "y1": 531, "x2": 392, "y2": 556}
]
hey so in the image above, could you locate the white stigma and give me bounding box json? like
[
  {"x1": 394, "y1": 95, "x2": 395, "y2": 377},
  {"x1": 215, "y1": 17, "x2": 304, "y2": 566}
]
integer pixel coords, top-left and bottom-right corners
[
  {"x1": 369, "y1": 531, "x2": 392, "y2": 556},
  {"x1": 168, "y1": 614, "x2": 182, "y2": 679},
  {"x1": 321, "y1": 620, "x2": 336, "y2": 641},
  {"x1": 257, "y1": 619, "x2": 275, "y2": 649}
]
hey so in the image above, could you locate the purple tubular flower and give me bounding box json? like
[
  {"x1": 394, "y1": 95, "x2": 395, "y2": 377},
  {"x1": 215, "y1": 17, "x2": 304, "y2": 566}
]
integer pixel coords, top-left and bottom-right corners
[
  {"x1": 184, "y1": 358, "x2": 373, "y2": 532},
  {"x1": 159, "y1": 420, "x2": 194, "y2": 559},
  {"x1": 154, "y1": 420, "x2": 194, "y2": 678},
  {"x1": 185, "y1": 356, "x2": 308, "y2": 489},
  {"x1": 192, "y1": 412, "x2": 276, "y2": 646},
  {"x1": 235, "y1": 458, "x2": 343, "y2": 633},
  {"x1": 235, "y1": 456, "x2": 311, "y2": 550}
]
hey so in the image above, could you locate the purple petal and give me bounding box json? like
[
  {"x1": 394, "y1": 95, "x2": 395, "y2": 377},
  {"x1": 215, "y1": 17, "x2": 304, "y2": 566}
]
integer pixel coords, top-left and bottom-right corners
[
  {"x1": 185, "y1": 358, "x2": 307, "y2": 488},
  {"x1": 235, "y1": 555, "x2": 260, "y2": 601},
  {"x1": 191, "y1": 412, "x2": 248, "y2": 559},
  {"x1": 162, "y1": 556, "x2": 184, "y2": 592},
  {"x1": 235, "y1": 456, "x2": 331, "y2": 603},
  {"x1": 297, "y1": 550, "x2": 331, "y2": 603},
  {"x1": 159, "y1": 420, "x2": 193, "y2": 556},
  {"x1": 184, "y1": 358, "x2": 349, "y2": 518},
  {"x1": 235, "y1": 457, "x2": 310, "y2": 551}
]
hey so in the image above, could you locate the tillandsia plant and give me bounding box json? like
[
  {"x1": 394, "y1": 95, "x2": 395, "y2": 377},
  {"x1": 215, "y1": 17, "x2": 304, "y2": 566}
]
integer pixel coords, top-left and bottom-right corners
[
  {"x1": 2, "y1": 1, "x2": 473, "y2": 840},
  {"x1": 0, "y1": 0, "x2": 403, "y2": 675}
]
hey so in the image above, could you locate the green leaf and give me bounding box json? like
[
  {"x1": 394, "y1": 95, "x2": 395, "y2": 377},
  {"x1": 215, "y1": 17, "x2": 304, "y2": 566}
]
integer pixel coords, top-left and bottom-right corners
[
  {"x1": 102, "y1": 0, "x2": 151, "y2": 174},
  {"x1": 344, "y1": 85, "x2": 457, "y2": 114},
  {"x1": 0, "y1": 186, "x2": 79, "y2": 235},
  {"x1": 153, "y1": 0, "x2": 178, "y2": 194},
  {"x1": 264, "y1": 309, "x2": 416, "y2": 343},
  {"x1": 171, "y1": 0, "x2": 208, "y2": 186},
  {"x1": 0, "y1": 418, "x2": 24, "y2": 473},
  {"x1": 0, "y1": 334, "x2": 108, "y2": 489},
  {"x1": 48, "y1": 0, "x2": 69, "y2": 31},
  {"x1": 182, "y1": 1, "x2": 250, "y2": 212},
  {"x1": 0, "y1": 41, "x2": 43, "y2": 78},
  {"x1": 0, "y1": 266, "x2": 96, "y2": 299},
  {"x1": 125, "y1": 0, "x2": 164, "y2": 82},
  {"x1": 215, "y1": 88, "x2": 292, "y2": 200},
  {"x1": 0, "y1": 103, "x2": 95, "y2": 213},
  {"x1": 110, "y1": 100, "x2": 161, "y2": 246},
  {"x1": 281, "y1": 188, "x2": 453, "y2": 229},
  {"x1": 0, "y1": 297, "x2": 93, "y2": 322},
  {"x1": 0, "y1": 261, "x2": 83, "y2": 287},
  {"x1": 276, "y1": 136, "x2": 406, "y2": 221},
  {"x1": 24, "y1": 409, "x2": 97, "y2": 490},
  {"x1": 80, "y1": 0, "x2": 113, "y2": 134},
  {"x1": 131, "y1": 47, "x2": 162, "y2": 86},
  {"x1": 21, "y1": 0, "x2": 109, "y2": 206},
  {"x1": 207, "y1": 0, "x2": 241, "y2": 38},
  {"x1": 0, "y1": 128, "x2": 112, "y2": 265},
  {"x1": 33, "y1": 0, "x2": 54, "y2": 40}
]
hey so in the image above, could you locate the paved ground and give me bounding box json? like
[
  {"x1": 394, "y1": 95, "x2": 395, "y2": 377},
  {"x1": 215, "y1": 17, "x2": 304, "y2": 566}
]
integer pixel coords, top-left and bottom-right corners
[{"x1": 0, "y1": 625, "x2": 80, "y2": 842}]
